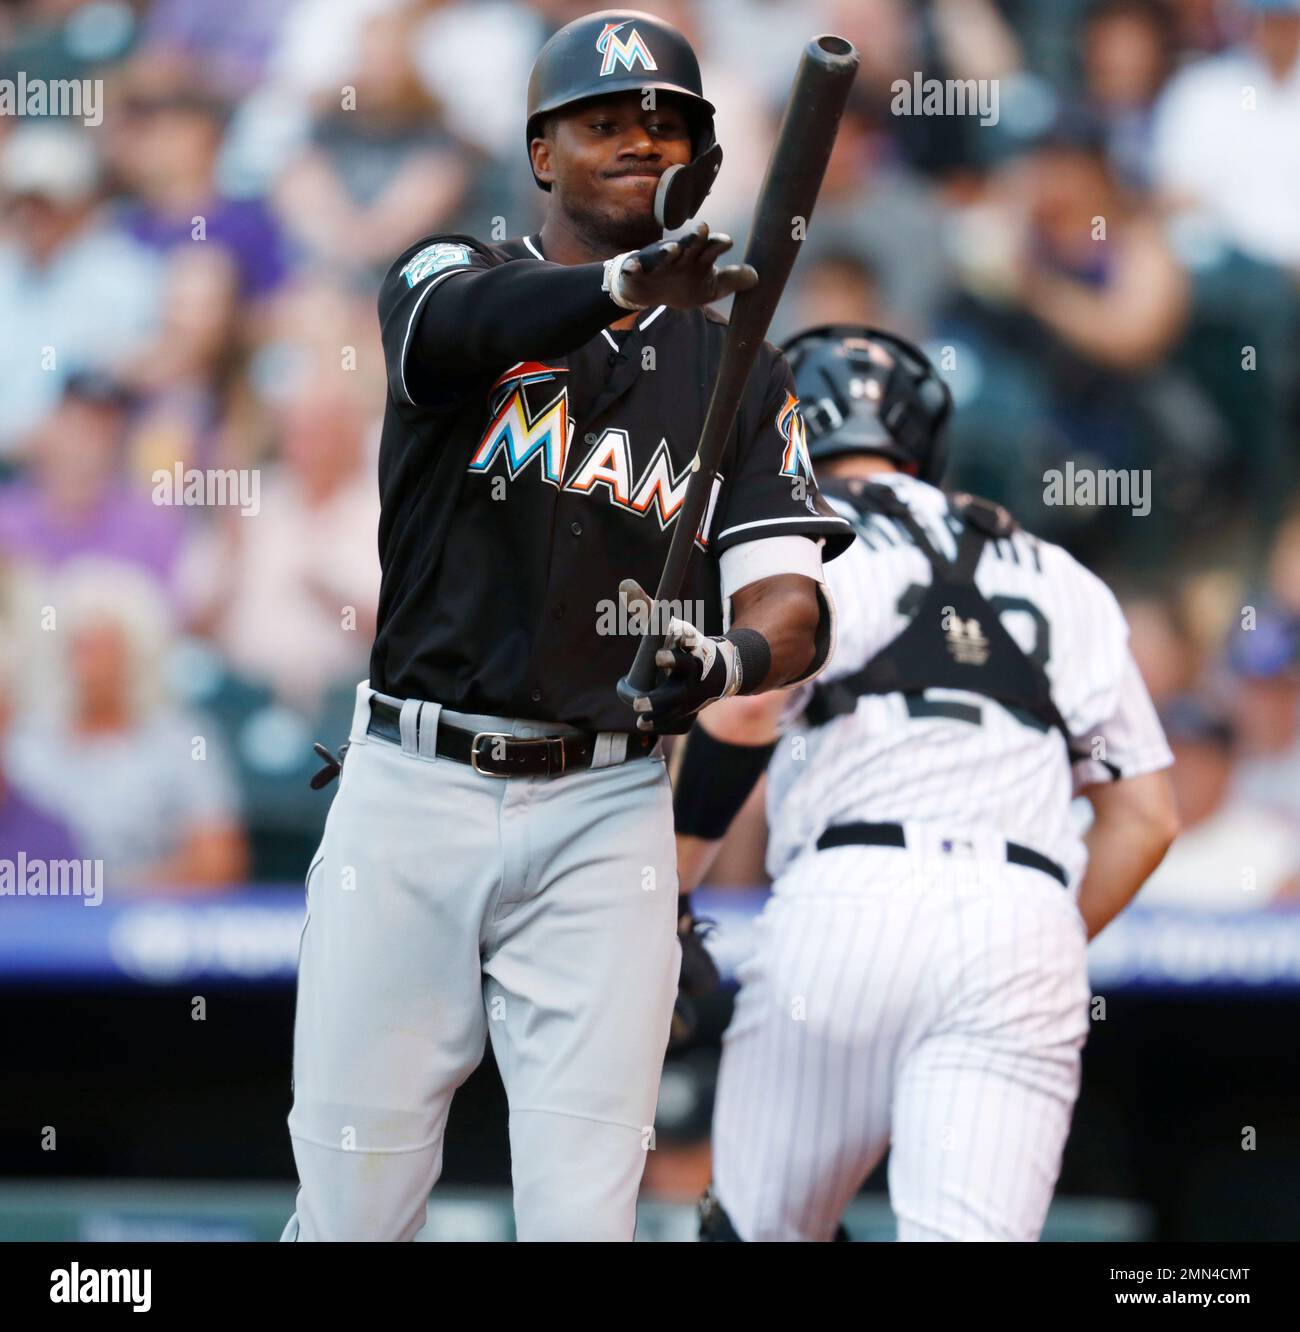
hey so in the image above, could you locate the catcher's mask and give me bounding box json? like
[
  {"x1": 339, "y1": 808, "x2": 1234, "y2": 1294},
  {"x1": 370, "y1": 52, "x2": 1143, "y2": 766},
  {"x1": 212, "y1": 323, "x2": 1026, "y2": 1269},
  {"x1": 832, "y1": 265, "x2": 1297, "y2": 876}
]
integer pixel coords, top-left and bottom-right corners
[{"x1": 781, "y1": 324, "x2": 954, "y2": 485}]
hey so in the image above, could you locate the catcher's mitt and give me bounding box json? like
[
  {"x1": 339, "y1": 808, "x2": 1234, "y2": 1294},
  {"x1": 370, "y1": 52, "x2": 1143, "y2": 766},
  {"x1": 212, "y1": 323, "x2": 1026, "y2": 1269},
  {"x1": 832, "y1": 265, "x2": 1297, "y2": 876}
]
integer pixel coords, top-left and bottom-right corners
[{"x1": 670, "y1": 896, "x2": 721, "y2": 1049}]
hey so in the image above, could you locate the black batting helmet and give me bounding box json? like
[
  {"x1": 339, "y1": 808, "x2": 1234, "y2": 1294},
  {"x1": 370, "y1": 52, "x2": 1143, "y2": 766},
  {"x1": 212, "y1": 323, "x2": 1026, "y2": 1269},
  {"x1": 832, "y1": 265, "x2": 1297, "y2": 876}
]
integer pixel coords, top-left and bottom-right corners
[
  {"x1": 525, "y1": 10, "x2": 722, "y2": 227},
  {"x1": 781, "y1": 324, "x2": 954, "y2": 484}
]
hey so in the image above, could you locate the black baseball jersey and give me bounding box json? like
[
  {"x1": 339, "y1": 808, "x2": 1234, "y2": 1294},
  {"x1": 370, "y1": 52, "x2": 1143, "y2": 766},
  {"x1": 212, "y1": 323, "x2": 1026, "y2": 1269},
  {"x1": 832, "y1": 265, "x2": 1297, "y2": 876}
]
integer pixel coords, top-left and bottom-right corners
[{"x1": 372, "y1": 230, "x2": 853, "y2": 732}]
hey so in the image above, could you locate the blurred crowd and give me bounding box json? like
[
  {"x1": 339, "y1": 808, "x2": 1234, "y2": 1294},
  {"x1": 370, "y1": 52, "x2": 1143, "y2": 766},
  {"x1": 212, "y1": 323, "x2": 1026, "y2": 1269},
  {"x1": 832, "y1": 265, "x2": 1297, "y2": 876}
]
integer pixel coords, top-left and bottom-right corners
[{"x1": 0, "y1": 0, "x2": 1298, "y2": 904}]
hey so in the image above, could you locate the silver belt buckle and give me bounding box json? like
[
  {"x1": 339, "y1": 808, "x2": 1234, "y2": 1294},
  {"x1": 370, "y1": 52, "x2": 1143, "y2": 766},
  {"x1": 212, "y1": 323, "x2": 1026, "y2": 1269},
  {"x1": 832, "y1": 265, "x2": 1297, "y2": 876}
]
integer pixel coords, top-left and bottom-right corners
[{"x1": 470, "y1": 731, "x2": 513, "y2": 776}]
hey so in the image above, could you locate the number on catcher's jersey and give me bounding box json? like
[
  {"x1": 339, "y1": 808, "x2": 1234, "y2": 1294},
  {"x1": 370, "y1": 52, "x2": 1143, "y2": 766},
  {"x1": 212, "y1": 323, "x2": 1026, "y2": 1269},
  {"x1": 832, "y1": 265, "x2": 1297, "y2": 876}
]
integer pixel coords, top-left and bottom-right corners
[{"x1": 894, "y1": 582, "x2": 1052, "y2": 731}]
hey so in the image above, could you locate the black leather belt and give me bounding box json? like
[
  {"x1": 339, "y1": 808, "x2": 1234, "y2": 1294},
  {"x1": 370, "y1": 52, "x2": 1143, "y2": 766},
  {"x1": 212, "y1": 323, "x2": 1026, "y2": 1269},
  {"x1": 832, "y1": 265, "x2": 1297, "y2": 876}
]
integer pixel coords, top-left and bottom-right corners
[
  {"x1": 816, "y1": 821, "x2": 1068, "y2": 888},
  {"x1": 366, "y1": 697, "x2": 657, "y2": 778}
]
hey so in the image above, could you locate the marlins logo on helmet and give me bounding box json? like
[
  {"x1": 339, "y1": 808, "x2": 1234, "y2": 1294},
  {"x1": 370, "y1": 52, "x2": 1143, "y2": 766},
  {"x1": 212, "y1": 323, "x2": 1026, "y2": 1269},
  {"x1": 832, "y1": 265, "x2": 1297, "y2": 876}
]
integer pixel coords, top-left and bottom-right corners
[{"x1": 597, "y1": 20, "x2": 658, "y2": 75}]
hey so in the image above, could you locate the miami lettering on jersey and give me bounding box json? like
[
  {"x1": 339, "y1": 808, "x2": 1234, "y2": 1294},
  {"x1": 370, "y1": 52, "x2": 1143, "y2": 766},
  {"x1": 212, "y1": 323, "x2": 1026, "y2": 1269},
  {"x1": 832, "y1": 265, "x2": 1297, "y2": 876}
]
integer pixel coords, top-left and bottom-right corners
[
  {"x1": 567, "y1": 432, "x2": 692, "y2": 529},
  {"x1": 597, "y1": 20, "x2": 657, "y2": 76},
  {"x1": 776, "y1": 391, "x2": 814, "y2": 479},
  {"x1": 467, "y1": 377, "x2": 711, "y2": 542}
]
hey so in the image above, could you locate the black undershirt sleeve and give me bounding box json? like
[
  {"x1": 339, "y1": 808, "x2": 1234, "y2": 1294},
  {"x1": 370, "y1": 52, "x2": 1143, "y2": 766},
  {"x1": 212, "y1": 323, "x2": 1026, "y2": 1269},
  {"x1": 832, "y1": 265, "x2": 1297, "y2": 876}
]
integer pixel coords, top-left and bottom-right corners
[
  {"x1": 674, "y1": 725, "x2": 777, "y2": 840},
  {"x1": 413, "y1": 260, "x2": 625, "y2": 377}
]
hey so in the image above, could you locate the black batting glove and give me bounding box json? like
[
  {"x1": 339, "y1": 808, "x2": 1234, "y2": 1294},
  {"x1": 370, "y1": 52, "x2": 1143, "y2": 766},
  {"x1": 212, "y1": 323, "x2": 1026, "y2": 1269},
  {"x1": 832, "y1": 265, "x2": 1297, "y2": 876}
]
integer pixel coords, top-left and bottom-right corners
[
  {"x1": 618, "y1": 222, "x2": 758, "y2": 311},
  {"x1": 615, "y1": 579, "x2": 741, "y2": 733}
]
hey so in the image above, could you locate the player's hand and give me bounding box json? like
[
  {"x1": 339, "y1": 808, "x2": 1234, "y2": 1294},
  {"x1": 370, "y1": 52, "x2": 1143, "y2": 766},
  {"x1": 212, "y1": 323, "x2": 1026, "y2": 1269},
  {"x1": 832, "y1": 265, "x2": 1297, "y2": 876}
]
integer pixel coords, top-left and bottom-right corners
[
  {"x1": 618, "y1": 222, "x2": 758, "y2": 310},
  {"x1": 615, "y1": 578, "x2": 742, "y2": 732}
]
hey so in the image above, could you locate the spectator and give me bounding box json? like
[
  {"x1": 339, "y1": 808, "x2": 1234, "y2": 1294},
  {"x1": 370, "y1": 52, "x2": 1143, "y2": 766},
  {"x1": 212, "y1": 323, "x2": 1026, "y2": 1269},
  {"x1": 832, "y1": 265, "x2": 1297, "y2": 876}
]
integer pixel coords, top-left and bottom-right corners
[
  {"x1": 0, "y1": 0, "x2": 136, "y2": 85},
  {"x1": 2, "y1": 559, "x2": 247, "y2": 896},
  {"x1": 1151, "y1": 0, "x2": 1300, "y2": 270},
  {"x1": 830, "y1": 0, "x2": 1022, "y2": 176},
  {"x1": 0, "y1": 125, "x2": 163, "y2": 457},
  {"x1": 182, "y1": 372, "x2": 381, "y2": 710},
  {"x1": 0, "y1": 591, "x2": 80, "y2": 865},
  {"x1": 1139, "y1": 695, "x2": 1300, "y2": 908},
  {"x1": 938, "y1": 124, "x2": 1195, "y2": 537},
  {"x1": 139, "y1": 0, "x2": 284, "y2": 98},
  {"x1": 1081, "y1": 0, "x2": 1180, "y2": 190},
  {"x1": 110, "y1": 72, "x2": 289, "y2": 301},
  {"x1": 1267, "y1": 509, "x2": 1300, "y2": 614},
  {"x1": 0, "y1": 372, "x2": 186, "y2": 596},
  {"x1": 1226, "y1": 608, "x2": 1300, "y2": 823},
  {"x1": 999, "y1": 128, "x2": 1188, "y2": 372},
  {"x1": 777, "y1": 249, "x2": 885, "y2": 342},
  {"x1": 273, "y1": 2, "x2": 470, "y2": 281},
  {"x1": 264, "y1": 0, "x2": 410, "y2": 104},
  {"x1": 788, "y1": 95, "x2": 950, "y2": 337},
  {"x1": 412, "y1": 0, "x2": 548, "y2": 160},
  {"x1": 254, "y1": 273, "x2": 395, "y2": 413},
  {"x1": 700, "y1": 0, "x2": 836, "y2": 106},
  {"x1": 1122, "y1": 593, "x2": 1203, "y2": 706},
  {"x1": 116, "y1": 245, "x2": 243, "y2": 482}
]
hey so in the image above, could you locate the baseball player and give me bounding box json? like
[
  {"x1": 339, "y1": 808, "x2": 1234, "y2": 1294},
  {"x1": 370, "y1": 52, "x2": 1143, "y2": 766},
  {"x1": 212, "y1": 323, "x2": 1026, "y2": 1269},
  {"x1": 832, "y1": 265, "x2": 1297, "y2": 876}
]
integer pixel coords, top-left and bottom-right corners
[
  {"x1": 672, "y1": 325, "x2": 1180, "y2": 1242},
  {"x1": 279, "y1": 11, "x2": 853, "y2": 1242}
]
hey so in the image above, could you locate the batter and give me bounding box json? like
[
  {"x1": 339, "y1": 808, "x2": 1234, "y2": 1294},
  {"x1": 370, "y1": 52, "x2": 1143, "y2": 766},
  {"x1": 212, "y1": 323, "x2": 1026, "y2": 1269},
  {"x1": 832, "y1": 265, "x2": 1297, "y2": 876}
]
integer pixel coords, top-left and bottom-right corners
[{"x1": 280, "y1": 10, "x2": 852, "y2": 1242}]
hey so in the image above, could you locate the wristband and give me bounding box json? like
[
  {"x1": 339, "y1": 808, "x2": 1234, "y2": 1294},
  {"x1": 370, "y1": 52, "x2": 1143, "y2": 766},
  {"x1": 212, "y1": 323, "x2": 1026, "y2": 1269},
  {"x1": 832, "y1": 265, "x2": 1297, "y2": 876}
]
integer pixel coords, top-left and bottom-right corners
[
  {"x1": 722, "y1": 627, "x2": 772, "y2": 696},
  {"x1": 602, "y1": 250, "x2": 648, "y2": 311},
  {"x1": 674, "y1": 725, "x2": 777, "y2": 839}
]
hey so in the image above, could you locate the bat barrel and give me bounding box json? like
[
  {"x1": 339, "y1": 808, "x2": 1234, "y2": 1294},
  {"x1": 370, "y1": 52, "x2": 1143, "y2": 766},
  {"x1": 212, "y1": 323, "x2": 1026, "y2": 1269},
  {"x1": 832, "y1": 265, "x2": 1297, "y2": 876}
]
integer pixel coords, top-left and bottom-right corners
[
  {"x1": 623, "y1": 35, "x2": 859, "y2": 697},
  {"x1": 739, "y1": 36, "x2": 861, "y2": 326},
  {"x1": 810, "y1": 34, "x2": 858, "y2": 65}
]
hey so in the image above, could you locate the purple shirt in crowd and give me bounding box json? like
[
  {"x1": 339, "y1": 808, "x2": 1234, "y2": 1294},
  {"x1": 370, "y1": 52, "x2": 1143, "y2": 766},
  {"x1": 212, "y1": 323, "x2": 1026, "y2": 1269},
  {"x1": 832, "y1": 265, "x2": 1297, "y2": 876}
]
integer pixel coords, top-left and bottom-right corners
[
  {"x1": 142, "y1": 0, "x2": 283, "y2": 95},
  {"x1": 0, "y1": 782, "x2": 80, "y2": 862},
  {"x1": 122, "y1": 198, "x2": 288, "y2": 299},
  {"x1": 0, "y1": 481, "x2": 186, "y2": 592}
]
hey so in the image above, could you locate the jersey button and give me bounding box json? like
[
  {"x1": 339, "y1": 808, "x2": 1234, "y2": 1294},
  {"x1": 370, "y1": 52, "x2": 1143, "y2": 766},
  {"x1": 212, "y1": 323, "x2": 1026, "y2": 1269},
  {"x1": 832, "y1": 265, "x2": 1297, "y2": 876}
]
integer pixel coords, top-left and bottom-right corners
[
  {"x1": 570, "y1": 521, "x2": 583, "y2": 536},
  {"x1": 531, "y1": 689, "x2": 542, "y2": 703},
  {"x1": 553, "y1": 603, "x2": 566, "y2": 620}
]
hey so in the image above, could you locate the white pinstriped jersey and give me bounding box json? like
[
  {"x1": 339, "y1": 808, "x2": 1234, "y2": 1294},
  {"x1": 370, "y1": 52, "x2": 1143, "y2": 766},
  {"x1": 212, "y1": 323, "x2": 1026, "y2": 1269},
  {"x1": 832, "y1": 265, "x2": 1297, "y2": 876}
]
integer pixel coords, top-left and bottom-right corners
[{"x1": 765, "y1": 473, "x2": 1173, "y2": 889}]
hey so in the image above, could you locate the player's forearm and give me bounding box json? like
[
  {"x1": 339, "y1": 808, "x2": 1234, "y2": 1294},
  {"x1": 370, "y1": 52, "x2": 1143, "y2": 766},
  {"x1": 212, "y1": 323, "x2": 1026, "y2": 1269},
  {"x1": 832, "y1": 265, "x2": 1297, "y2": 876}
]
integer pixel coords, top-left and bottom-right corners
[
  {"x1": 411, "y1": 262, "x2": 622, "y2": 374},
  {"x1": 1076, "y1": 774, "x2": 1179, "y2": 939},
  {"x1": 676, "y1": 832, "x2": 723, "y2": 896},
  {"x1": 672, "y1": 701, "x2": 780, "y2": 891},
  {"x1": 728, "y1": 574, "x2": 820, "y2": 690}
]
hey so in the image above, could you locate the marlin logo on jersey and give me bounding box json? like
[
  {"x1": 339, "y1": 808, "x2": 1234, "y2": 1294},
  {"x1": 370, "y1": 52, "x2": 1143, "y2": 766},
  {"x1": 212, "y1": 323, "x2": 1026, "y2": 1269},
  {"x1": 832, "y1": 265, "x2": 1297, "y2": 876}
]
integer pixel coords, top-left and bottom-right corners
[
  {"x1": 596, "y1": 20, "x2": 657, "y2": 75},
  {"x1": 776, "y1": 391, "x2": 815, "y2": 481},
  {"x1": 468, "y1": 362, "x2": 571, "y2": 486},
  {"x1": 945, "y1": 614, "x2": 990, "y2": 666}
]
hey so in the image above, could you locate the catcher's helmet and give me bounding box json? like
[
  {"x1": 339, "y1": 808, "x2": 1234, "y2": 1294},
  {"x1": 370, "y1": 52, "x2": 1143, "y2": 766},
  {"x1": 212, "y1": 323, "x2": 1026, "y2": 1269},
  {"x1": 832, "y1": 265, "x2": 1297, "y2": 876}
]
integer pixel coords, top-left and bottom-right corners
[
  {"x1": 525, "y1": 10, "x2": 721, "y2": 228},
  {"x1": 781, "y1": 324, "x2": 954, "y2": 485}
]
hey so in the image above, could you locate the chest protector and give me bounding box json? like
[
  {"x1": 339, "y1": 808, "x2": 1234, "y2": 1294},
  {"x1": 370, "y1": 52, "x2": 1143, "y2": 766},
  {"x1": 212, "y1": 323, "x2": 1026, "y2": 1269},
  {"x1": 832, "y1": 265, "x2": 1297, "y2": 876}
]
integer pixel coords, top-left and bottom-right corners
[{"x1": 807, "y1": 482, "x2": 1091, "y2": 764}]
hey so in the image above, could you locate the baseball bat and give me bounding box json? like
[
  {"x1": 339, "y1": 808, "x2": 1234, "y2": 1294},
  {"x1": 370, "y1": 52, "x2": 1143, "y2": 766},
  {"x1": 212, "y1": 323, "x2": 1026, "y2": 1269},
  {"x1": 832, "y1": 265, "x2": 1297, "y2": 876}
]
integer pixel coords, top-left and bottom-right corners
[{"x1": 624, "y1": 34, "x2": 859, "y2": 693}]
